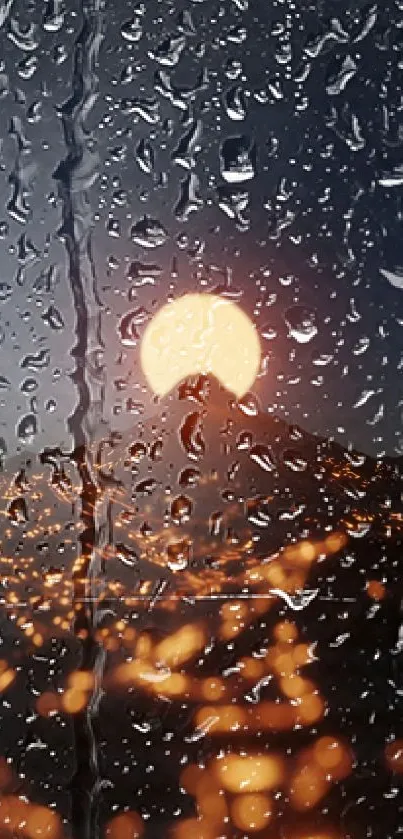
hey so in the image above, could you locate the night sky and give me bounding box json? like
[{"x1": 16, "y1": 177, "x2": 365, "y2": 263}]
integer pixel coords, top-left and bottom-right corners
[{"x1": 0, "y1": 0, "x2": 402, "y2": 459}]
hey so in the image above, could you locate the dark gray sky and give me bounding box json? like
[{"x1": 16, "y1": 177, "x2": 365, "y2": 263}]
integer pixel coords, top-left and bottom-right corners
[{"x1": 0, "y1": 0, "x2": 402, "y2": 459}]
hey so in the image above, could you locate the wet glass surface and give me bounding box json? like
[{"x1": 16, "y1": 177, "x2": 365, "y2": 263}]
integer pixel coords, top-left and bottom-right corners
[{"x1": 0, "y1": 1, "x2": 402, "y2": 838}]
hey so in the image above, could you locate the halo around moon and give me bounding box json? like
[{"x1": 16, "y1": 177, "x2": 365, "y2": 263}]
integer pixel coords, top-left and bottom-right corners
[{"x1": 140, "y1": 293, "x2": 261, "y2": 399}]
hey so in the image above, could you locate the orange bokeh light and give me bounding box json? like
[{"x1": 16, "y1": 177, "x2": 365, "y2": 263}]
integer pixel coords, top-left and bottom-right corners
[
  {"x1": 105, "y1": 810, "x2": 144, "y2": 839},
  {"x1": 215, "y1": 753, "x2": 284, "y2": 793},
  {"x1": 230, "y1": 792, "x2": 273, "y2": 832}
]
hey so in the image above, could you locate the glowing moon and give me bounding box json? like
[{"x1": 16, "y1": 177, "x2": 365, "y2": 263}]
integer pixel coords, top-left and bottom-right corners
[{"x1": 140, "y1": 293, "x2": 261, "y2": 399}]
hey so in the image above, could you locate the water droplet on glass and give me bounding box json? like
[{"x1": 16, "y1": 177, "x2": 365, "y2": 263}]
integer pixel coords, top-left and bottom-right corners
[
  {"x1": 171, "y1": 495, "x2": 192, "y2": 525},
  {"x1": 220, "y1": 135, "x2": 256, "y2": 183},
  {"x1": 17, "y1": 413, "x2": 37, "y2": 442},
  {"x1": 166, "y1": 539, "x2": 191, "y2": 571},
  {"x1": 130, "y1": 216, "x2": 168, "y2": 248},
  {"x1": 179, "y1": 411, "x2": 205, "y2": 461},
  {"x1": 250, "y1": 444, "x2": 276, "y2": 472},
  {"x1": 284, "y1": 306, "x2": 318, "y2": 344},
  {"x1": 7, "y1": 496, "x2": 28, "y2": 525}
]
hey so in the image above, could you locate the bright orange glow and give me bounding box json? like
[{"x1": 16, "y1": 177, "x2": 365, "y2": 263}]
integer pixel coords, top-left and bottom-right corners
[
  {"x1": 172, "y1": 819, "x2": 213, "y2": 839},
  {"x1": 61, "y1": 688, "x2": 88, "y2": 714},
  {"x1": 0, "y1": 797, "x2": 62, "y2": 839},
  {"x1": 152, "y1": 673, "x2": 188, "y2": 696},
  {"x1": 197, "y1": 783, "x2": 228, "y2": 825},
  {"x1": 274, "y1": 621, "x2": 299, "y2": 643},
  {"x1": 273, "y1": 651, "x2": 296, "y2": 677},
  {"x1": 153, "y1": 624, "x2": 206, "y2": 667},
  {"x1": 67, "y1": 670, "x2": 94, "y2": 691},
  {"x1": 25, "y1": 805, "x2": 62, "y2": 839},
  {"x1": 201, "y1": 677, "x2": 226, "y2": 701},
  {"x1": 195, "y1": 705, "x2": 246, "y2": 734},
  {"x1": 0, "y1": 669, "x2": 15, "y2": 693},
  {"x1": 238, "y1": 657, "x2": 264, "y2": 680},
  {"x1": 281, "y1": 674, "x2": 314, "y2": 699},
  {"x1": 297, "y1": 693, "x2": 325, "y2": 725},
  {"x1": 366, "y1": 580, "x2": 386, "y2": 600},
  {"x1": 289, "y1": 763, "x2": 329, "y2": 810},
  {"x1": 105, "y1": 810, "x2": 144, "y2": 839},
  {"x1": 230, "y1": 793, "x2": 273, "y2": 832},
  {"x1": 214, "y1": 754, "x2": 284, "y2": 793},
  {"x1": 140, "y1": 293, "x2": 261, "y2": 398},
  {"x1": 313, "y1": 737, "x2": 346, "y2": 771}
]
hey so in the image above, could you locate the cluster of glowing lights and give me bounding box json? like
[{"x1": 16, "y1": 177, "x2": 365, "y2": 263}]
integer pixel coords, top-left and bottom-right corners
[
  {"x1": 173, "y1": 737, "x2": 352, "y2": 837},
  {"x1": 0, "y1": 758, "x2": 63, "y2": 839}
]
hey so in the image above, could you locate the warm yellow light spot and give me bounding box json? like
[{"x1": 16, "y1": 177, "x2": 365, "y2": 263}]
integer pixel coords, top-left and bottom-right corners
[
  {"x1": 61, "y1": 688, "x2": 88, "y2": 714},
  {"x1": 313, "y1": 737, "x2": 345, "y2": 771},
  {"x1": 281, "y1": 674, "x2": 312, "y2": 699},
  {"x1": 284, "y1": 540, "x2": 317, "y2": 565},
  {"x1": 273, "y1": 651, "x2": 296, "y2": 677},
  {"x1": 152, "y1": 673, "x2": 188, "y2": 696},
  {"x1": 230, "y1": 793, "x2": 273, "y2": 832},
  {"x1": 0, "y1": 669, "x2": 15, "y2": 693},
  {"x1": 135, "y1": 634, "x2": 153, "y2": 659},
  {"x1": 0, "y1": 798, "x2": 62, "y2": 839},
  {"x1": 215, "y1": 754, "x2": 284, "y2": 793},
  {"x1": 289, "y1": 763, "x2": 329, "y2": 810},
  {"x1": 238, "y1": 657, "x2": 264, "y2": 680},
  {"x1": 297, "y1": 693, "x2": 325, "y2": 725},
  {"x1": 153, "y1": 624, "x2": 206, "y2": 668},
  {"x1": 140, "y1": 293, "x2": 261, "y2": 398},
  {"x1": 195, "y1": 705, "x2": 246, "y2": 733},
  {"x1": 324, "y1": 531, "x2": 348, "y2": 553},
  {"x1": 274, "y1": 621, "x2": 298, "y2": 643},
  {"x1": 201, "y1": 677, "x2": 226, "y2": 701},
  {"x1": 25, "y1": 804, "x2": 62, "y2": 839},
  {"x1": 67, "y1": 670, "x2": 95, "y2": 691},
  {"x1": 197, "y1": 778, "x2": 228, "y2": 824}
]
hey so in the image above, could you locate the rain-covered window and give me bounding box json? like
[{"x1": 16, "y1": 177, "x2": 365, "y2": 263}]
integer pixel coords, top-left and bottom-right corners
[{"x1": 0, "y1": 1, "x2": 402, "y2": 838}]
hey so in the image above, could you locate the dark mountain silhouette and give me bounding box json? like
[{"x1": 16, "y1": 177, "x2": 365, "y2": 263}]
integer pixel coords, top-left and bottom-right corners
[{"x1": 95, "y1": 373, "x2": 403, "y2": 594}]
